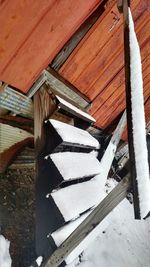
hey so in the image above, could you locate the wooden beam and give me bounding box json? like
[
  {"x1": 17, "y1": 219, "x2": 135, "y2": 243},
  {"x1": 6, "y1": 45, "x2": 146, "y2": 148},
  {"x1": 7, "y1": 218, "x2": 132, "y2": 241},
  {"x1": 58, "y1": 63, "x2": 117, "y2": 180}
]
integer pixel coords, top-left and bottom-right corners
[
  {"x1": 123, "y1": 0, "x2": 141, "y2": 219},
  {"x1": 34, "y1": 84, "x2": 56, "y2": 156},
  {"x1": 43, "y1": 174, "x2": 130, "y2": 267},
  {"x1": 46, "y1": 68, "x2": 90, "y2": 109}
]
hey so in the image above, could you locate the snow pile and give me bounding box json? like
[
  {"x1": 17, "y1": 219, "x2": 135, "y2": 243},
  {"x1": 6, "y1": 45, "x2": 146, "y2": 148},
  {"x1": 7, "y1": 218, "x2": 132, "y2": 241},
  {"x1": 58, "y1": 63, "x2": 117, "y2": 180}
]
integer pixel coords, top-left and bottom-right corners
[
  {"x1": 0, "y1": 235, "x2": 12, "y2": 267},
  {"x1": 129, "y1": 8, "x2": 150, "y2": 218},
  {"x1": 67, "y1": 179, "x2": 150, "y2": 267},
  {"x1": 50, "y1": 176, "x2": 106, "y2": 222},
  {"x1": 35, "y1": 256, "x2": 43, "y2": 266},
  {"x1": 56, "y1": 95, "x2": 96, "y2": 122},
  {"x1": 51, "y1": 210, "x2": 93, "y2": 247},
  {"x1": 46, "y1": 152, "x2": 101, "y2": 180},
  {"x1": 47, "y1": 119, "x2": 100, "y2": 149}
]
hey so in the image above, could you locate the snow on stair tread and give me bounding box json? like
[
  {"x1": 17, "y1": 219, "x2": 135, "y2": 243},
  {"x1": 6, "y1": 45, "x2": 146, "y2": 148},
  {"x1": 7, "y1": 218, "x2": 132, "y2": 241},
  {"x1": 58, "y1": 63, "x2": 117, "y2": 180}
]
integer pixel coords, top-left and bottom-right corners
[
  {"x1": 49, "y1": 175, "x2": 106, "y2": 222},
  {"x1": 45, "y1": 152, "x2": 101, "y2": 180},
  {"x1": 56, "y1": 95, "x2": 96, "y2": 123},
  {"x1": 47, "y1": 119, "x2": 100, "y2": 149},
  {"x1": 50, "y1": 210, "x2": 92, "y2": 247}
]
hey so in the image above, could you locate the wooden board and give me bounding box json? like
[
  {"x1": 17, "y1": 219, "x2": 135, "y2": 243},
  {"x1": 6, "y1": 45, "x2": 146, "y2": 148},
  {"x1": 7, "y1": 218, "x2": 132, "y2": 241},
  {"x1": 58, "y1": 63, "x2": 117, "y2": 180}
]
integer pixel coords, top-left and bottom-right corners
[
  {"x1": 0, "y1": 0, "x2": 100, "y2": 92},
  {"x1": 59, "y1": 0, "x2": 150, "y2": 131}
]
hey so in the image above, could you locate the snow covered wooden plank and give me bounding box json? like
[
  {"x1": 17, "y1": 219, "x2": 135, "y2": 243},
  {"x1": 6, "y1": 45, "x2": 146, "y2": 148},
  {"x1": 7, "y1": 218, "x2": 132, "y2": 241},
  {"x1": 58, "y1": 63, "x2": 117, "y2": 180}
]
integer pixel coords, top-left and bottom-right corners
[
  {"x1": 50, "y1": 210, "x2": 108, "y2": 265},
  {"x1": 123, "y1": 0, "x2": 150, "y2": 219},
  {"x1": 45, "y1": 119, "x2": 100, "y2": 151},
  {"x1": 44, "y1": 175, "x2": 130, "y2": 267},
  {"x1": 45, "y1": 152, "x2": 101, "y2": 181},
  {"x1": 56, "y1": 95, "x2": 96, "y2": 123},
  {"x1": 49, "y1": 175, "x2": 106, "y2": 222}
]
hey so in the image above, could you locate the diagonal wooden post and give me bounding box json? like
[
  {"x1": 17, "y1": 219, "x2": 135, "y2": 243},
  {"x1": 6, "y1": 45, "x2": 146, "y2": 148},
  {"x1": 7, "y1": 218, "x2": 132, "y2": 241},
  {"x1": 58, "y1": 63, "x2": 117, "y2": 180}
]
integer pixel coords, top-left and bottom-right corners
[
  {"x1": 122, "y1": 0, "x2": 141, "y2": 219},
  {"x1": 43, "y1": 175, "x2": 130, "y2": 267}
]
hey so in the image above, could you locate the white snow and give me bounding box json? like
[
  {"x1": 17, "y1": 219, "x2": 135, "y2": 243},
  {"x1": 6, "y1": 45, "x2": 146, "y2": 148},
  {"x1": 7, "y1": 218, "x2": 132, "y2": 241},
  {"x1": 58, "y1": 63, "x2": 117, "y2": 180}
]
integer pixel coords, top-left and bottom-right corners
[
  {"x1": 0, "y1": 235, "x2": 12, "y2": 267},
  {"x1": 50, "y1": 176, "x2": 106, "y2": 222},
  {"x1": 46, "y1": 152, "x2": 101, "y2": 180},
  {"x1": 129, "y1": 8, "x2": 150, "y2": 218},
  {"x1": 48, "y1": 133, "x2": 119, "y2": 221},
  {"x1": 36, "y1": 256, "x2": 43, "y2": 266},
  {"x1": 66, "y1": 179, "x2": 150, "y2": 267},
  {"x1": 46, "y1": 119, "x2": 100, "y2": 149},
  {"x1": 56, "y1": 95, "x2": 96, "y2": 123},
  {"x1": 51, "y1": 210, "x2": 93, "y2": 247}
]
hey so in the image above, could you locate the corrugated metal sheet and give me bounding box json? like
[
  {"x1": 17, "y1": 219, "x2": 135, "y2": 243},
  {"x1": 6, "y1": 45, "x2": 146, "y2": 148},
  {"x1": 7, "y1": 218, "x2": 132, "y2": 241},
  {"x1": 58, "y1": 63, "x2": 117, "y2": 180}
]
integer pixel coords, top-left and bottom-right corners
[
  {"x1": 0, "y1": 123, "x2": 34, "y2": 172},
  {"x1": 0, "y1": 85, "x2": 33, "y2": 118},
  {"x1": 0, "y1": 123, "x2": 33, "y2": 153}
]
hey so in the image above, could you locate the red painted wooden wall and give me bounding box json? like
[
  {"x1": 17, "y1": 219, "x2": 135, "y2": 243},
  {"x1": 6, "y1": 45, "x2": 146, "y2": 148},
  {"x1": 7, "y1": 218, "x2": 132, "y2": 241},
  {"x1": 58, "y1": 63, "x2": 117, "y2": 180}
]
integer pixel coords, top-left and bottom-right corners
[
  {"x1": 0, "y1": 0, "x2": 100, "y2": 92},
  {"x1": 59, "y1": 0, "x2": 150, "y2": 130}
]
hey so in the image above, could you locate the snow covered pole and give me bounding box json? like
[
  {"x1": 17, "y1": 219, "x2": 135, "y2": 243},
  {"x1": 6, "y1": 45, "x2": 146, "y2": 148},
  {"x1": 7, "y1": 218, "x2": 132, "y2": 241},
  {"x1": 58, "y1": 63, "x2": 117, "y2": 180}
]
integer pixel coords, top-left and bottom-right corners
[{"x1": 120, "y1": 0, "x2": 150, "y2": 219}]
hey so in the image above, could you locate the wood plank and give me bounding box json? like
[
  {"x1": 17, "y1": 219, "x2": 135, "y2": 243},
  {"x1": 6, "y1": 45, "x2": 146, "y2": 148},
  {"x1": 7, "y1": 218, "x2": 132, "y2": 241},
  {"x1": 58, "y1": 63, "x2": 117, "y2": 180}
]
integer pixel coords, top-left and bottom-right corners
[
  {"x1": 86, "y1": 15, "x2": 150, "y2": 101},
  {"x1": 59, "y1": 0, "x2": 149, "y2": 93},
  {"x1": 59, "y1": 1, "x2": 123, "y2": 83},
  {"x1": 123, "y1": 0, "x2": 141, "y2": 219},
  {"x1": 44, "y1": 175, "x2": 130, "y2": 267},
  {"x1": 97, "y1": 74, "x2": 150, "y2": 129},
  {"x1": 34, "y1": 85, "x2": 56, "y2": 154},
  {"x1": 46, "y1": 68, "x2": 90, "y2": 108},
  {"x1": 91, "y1": 50, "x2": 150, "y2": 128},
  {"x1": 0, "y1": 0, "x2": 55, "y2": 73},
  {"x1": 0, "y1": 0, "x2": 100, "y2": 92}
]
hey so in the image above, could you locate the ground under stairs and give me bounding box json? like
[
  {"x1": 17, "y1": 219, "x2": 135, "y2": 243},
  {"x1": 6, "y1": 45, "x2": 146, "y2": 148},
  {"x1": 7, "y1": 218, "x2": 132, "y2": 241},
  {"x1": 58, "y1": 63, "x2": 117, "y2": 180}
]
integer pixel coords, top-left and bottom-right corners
[{"x1": 36, "y1": 119, "x2": 103, "y2": 266}]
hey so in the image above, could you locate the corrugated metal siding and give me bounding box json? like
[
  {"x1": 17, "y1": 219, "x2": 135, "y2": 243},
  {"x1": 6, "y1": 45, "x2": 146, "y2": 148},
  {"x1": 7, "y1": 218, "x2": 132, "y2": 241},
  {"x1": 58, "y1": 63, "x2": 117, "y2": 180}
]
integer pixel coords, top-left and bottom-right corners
[
  {"x1": 0, "y1": 85, "x2": 33, "y2": 118},
  {"x1": 59, "y1": 0, "x2": 150, "y2": 130},
  {"x1": 0, "y1": 123, "x2": 33, "y2": 153},
  {"x1": 0, "y1": 0, "x2": 100, "y2": 92}
]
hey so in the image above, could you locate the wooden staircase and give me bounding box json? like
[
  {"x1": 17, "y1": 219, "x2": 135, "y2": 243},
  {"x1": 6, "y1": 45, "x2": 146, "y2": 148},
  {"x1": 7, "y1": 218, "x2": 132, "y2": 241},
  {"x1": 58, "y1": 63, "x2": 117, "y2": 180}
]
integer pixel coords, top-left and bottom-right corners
[{"x1": 36, "y1": 119, "x2": 101, "y2": 266}]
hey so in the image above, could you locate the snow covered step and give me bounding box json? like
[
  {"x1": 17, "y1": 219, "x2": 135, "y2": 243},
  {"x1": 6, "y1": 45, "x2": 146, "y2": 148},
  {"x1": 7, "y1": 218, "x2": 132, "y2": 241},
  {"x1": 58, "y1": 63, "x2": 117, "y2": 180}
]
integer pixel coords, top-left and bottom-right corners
[
  {"x1": 48, "y1": 175, "x2": 106, "y2": 222},
  {"x1": 55, "y1": 95, "x2": 96, "y2": 124},
  {"x1": 44, "y1": 119, "x2": 100, "y2": 153},
  {"x1": 49, "y1": 210, "x2": 92, "y2": 246},
  {"x1": 45, "y1": 152, "x2": 101, "y2": 182}
]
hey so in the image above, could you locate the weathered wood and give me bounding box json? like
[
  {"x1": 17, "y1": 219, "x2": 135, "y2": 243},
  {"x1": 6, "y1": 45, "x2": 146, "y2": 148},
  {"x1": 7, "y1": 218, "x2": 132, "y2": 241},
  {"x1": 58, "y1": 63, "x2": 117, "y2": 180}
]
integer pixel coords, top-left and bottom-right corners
[
  {"x1": 55, "y1": 95, "x2": 95, "y2": 124},
  {"x1": 51, "y1": 1, "x2": 105, "y2": 70},
  {"x1": 43, "y1": 175, "x2": 130, "y2": 267},
  {"x1": 34, "y1": 84, "x2": 56, "y2": 155},
  {"x1": 46, "y1": 68, "x2": 90, "y2": 109}
]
